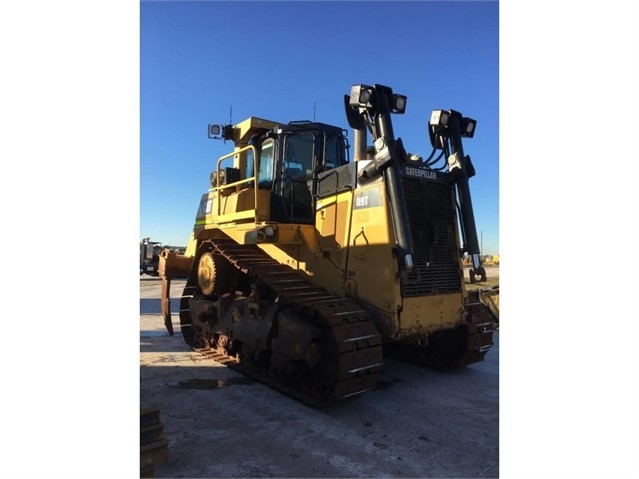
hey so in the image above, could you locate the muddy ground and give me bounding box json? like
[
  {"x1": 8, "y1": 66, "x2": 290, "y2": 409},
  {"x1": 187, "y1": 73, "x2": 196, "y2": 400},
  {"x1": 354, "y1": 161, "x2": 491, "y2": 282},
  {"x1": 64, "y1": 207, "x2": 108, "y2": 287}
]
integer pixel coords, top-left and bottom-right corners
[{"x1": 140, "y1": 268, "x2": 499, "y2": 478}]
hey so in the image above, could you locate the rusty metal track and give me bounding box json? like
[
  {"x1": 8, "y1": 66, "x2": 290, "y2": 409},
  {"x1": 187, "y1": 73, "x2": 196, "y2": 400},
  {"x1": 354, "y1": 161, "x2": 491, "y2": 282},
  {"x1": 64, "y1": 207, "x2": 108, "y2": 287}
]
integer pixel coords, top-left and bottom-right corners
[
  {"x1": 383, "y1": 294, "x2": 497, "y2": 371},
  {"x1": 178, "y1": 239, "x2": 383, "y2": 406}
]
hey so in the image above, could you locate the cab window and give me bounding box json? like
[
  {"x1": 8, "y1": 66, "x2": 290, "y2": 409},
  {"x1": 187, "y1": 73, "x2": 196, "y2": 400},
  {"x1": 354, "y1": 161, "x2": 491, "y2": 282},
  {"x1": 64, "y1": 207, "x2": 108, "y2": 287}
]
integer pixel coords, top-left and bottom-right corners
[
  {"x1": 283, "y1": 134, "x2": 314, "y2": 179},
  {"x1": 323, "y1": 134, "x2": 347, "y2": 170},
  {"x1": 246, "y1": 148, "x2": 255, "y2": 179},
  {"x1": 258, "y1": 140, "x2": 274, "y2": 187}
]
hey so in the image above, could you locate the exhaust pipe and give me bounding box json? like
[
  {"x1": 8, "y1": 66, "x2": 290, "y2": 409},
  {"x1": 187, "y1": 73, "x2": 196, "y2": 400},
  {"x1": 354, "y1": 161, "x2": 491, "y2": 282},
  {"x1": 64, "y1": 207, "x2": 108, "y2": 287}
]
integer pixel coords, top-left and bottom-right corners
[{"x1": 353, "y1": 127, "x2": 367, "y2": 162}]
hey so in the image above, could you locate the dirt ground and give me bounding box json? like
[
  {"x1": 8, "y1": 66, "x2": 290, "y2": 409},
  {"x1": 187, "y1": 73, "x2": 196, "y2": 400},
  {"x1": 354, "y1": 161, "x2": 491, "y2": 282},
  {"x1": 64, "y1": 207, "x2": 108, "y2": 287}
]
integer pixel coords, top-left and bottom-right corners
[{"x1": 140, "y1": 268, "x2": 499, "y2": 478}]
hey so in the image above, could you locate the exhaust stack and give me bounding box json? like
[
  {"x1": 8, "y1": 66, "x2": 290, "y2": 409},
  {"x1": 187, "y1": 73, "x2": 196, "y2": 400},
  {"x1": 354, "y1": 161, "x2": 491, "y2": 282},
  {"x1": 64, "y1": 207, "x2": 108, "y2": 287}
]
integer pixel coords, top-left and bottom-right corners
[{"x1": 353, "y1": 127, "x2": 367, "y2": 162}]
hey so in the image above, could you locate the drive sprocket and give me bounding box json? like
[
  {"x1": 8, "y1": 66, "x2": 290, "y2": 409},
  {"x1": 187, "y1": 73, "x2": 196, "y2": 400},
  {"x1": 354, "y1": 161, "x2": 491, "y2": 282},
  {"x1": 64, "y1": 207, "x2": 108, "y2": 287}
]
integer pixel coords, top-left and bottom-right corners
[{"x1": 197, "y1": 252, "x2": 226, "y2": 297}]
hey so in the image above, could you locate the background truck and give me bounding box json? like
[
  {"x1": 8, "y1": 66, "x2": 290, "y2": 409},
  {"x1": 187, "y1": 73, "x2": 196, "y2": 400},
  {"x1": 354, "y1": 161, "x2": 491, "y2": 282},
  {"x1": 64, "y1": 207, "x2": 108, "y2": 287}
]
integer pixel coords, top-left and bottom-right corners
[{"x1": 140, "y1": 238, "x2": 163, "y2": 276}]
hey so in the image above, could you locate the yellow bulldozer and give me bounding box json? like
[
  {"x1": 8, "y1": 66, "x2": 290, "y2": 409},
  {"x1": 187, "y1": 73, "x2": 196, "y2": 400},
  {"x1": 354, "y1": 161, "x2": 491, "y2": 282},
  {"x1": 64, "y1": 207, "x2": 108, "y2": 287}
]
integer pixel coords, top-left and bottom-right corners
[
  {"x1": 158, "y1": 83, "x2": 498, "y2": 406},
  {"x1": 481, "y1": 254, "x2": 500, "y2": 266}
]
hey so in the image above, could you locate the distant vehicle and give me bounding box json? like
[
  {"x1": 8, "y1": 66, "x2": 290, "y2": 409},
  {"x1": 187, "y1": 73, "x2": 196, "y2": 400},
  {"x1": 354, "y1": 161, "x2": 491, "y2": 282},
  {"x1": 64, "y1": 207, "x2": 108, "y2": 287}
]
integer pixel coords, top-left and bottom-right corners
[
  {"x1": 481, "y1": 254, "x2": 500, "y2": 266},
  {"x1": 140, "y1": 238, "x2": 163, "y2": 276}
]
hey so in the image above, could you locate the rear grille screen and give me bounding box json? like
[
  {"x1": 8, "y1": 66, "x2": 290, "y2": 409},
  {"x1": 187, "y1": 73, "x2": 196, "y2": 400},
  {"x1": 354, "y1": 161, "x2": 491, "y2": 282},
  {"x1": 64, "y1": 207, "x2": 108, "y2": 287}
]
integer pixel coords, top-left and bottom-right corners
[{"x1": 400, "y1": 178, "x2": 462, "y2": 297}]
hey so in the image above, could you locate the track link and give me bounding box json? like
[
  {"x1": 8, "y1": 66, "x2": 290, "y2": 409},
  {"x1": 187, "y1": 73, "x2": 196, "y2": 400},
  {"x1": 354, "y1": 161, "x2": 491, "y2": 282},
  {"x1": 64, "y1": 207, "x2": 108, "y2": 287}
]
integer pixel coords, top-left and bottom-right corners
[
  {"x1": 178, "y1": 239, "x2": 383, "y2": 406},
  {"x1": 383, "y1": 293, "x2": 497, "y2": 371}
]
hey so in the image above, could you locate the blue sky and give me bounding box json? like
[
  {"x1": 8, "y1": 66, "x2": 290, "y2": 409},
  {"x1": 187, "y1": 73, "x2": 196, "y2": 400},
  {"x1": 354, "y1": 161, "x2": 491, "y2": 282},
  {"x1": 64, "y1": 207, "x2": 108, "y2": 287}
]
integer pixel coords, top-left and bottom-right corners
[{"x1": 140, "y1": 1, "x2": 500, "y2": 254}]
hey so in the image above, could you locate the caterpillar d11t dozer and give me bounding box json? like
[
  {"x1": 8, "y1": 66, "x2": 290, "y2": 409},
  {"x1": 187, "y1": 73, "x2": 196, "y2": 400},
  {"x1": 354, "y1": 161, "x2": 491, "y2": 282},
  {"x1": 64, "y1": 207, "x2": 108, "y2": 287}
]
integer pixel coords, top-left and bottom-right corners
[{"x1": 158, "y1": 83, "x2": 498, "y2": 406}]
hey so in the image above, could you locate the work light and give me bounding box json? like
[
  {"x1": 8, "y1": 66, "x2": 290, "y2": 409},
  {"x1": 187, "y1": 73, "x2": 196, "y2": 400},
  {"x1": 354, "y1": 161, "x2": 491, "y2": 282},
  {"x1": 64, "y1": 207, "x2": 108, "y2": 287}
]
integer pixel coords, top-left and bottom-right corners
[
  {"x1": 461, "y1": 117, "x2": 477, "y2": 138},
  {"x1": 208, "y1": 124, "x2": 221, "y2": 138},
  {"x1": 430, "y1": 110, "x2": 450, "y2": 128},
  {"x1": 391, "y1": 94, "x2": 407, "y2": 114},
  {"x1": 349, "y1": 84, "x2": 375, "y2": 108}
]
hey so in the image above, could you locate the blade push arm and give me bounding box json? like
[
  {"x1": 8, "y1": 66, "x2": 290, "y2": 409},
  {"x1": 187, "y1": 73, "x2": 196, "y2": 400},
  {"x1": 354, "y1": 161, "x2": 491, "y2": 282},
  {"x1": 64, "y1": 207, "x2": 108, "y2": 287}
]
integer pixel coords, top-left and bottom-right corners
[
  {"x1": 429, "y1": 109, "x2": 486, "y2": 283},
  {"x1": 346, "y1": 84, "x2": 415, "y2": 272}
]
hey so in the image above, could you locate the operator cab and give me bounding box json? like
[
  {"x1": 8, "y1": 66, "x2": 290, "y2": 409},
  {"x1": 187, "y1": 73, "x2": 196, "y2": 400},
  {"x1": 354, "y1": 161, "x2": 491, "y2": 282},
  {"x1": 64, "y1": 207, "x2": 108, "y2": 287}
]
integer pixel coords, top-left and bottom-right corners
[{"x1": 251, "y1": 121, "x2": 349, "y2": 224}]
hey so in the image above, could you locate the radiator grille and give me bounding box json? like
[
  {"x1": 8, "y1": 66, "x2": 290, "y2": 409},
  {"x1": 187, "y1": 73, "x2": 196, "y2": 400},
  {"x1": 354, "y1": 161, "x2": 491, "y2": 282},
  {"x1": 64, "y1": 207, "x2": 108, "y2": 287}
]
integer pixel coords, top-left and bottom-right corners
[{"x1": 400, "y1": 178, "x2": 462, "y2": 297}]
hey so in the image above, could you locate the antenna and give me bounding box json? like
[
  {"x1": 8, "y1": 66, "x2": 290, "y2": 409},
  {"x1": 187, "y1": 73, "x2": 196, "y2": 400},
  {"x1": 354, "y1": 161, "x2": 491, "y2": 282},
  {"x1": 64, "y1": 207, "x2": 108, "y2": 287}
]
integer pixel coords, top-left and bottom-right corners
[
  {"x1": 229, "y1": 105, "x2": 233, "y2": 124},
  {"x1": 313, "y1": 101, "x2": 316, "y2": 122}
]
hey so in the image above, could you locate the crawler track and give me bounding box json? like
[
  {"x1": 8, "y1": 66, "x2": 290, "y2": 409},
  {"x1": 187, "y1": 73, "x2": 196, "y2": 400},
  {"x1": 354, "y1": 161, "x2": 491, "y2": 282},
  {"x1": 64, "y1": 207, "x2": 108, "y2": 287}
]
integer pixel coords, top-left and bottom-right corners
[
  {"x1": 383, "y1": 290, "x2": 497, "y2": 371},
  {"x1": 178, "y1": 239, "x2": 383, "y2": 407}
]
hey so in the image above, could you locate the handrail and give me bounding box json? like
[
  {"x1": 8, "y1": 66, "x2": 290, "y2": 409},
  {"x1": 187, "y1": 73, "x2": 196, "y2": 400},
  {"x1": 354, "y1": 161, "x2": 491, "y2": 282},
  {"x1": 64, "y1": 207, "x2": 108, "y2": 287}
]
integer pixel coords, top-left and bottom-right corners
[{"x1": 215, "y1": 145, "x2": 259, "y2": 217}]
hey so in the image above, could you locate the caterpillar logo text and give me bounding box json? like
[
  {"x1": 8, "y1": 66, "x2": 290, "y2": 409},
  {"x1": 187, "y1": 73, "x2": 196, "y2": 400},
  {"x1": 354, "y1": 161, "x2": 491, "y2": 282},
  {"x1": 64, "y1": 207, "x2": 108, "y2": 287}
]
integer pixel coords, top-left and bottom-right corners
[{"x1": 405, "y1": 167, "x2": 438, "y2": 180}]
